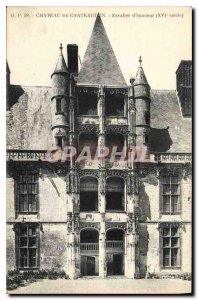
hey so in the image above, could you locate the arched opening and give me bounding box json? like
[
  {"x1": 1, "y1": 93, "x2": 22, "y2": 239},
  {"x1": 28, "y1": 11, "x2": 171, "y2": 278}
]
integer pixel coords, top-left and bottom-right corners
[
  {"x1": 105, "y1": 94, "x2": 124, "y2": 117},
  {"x1": 78, "y1": 93, "x2": 97, "y2": 115},
  {"x1": 80, "y1": 229, "x2": 99, "y2": 276},
  {"x1": 106, "y1": 177, "x2": 125, "y2": 211},
  {"x1": 106, "y1": 229, "x2": 124, "y2": 241},
  {"x1": 80, "y1": 229, "x2": 99, "y2": 243},
  {"x1": 106, "y1": 229, "x2": 125, "y2": 276},
  {"x1": 78, "y1": 132, "x2": 98, "y2": 158},
  {"x1": 80, "y1": 177, "x2": 98, "y2": 212},
  {"x1": 106, "y1": 133, "x2": 125, "y2": 159}
]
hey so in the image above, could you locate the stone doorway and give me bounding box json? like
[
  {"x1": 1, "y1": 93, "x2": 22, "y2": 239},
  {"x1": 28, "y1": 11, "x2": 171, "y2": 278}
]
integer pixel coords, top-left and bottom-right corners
[
  {"x1": 107, "y1": 254, "x2": 124, "y2": 276},
  {"x1": 81, "y1": 256, "x2": 97, "y2": 276}
]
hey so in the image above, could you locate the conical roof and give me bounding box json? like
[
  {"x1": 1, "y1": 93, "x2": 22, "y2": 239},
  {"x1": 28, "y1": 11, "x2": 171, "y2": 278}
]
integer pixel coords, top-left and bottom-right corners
[
  {"x1": 134, "y1": 57, "x2": 149, "y2": 86},
  {"x1": 78, "y1": 14, "x2": 126, "y2": 86},
  {"x1": 52, "y1": 44, "x2": 69, "y2": 76}
]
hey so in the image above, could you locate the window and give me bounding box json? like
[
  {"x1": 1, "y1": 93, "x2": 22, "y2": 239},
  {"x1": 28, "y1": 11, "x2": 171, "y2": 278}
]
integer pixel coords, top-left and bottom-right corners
[
  {"x1": 16, "y1": 224, "x2": 39, "y2": 269},
  {"x1": 56, "y1": 136, "x2": 63, "y2": 148},
  {"x1": 161, "y1": 175, "x2": 180, "y2": 214},
  {"x1": 144, "y1": 134, "x2": 149, "y2": 144},
  {"x1": 17, "y1": 173, "x2": 38, "y2": 212},
  {"x1": 78, "y1": 94, "x2": 97, "y2": 115},
  {"x1": 144, "y1": 111, "x2": 150, "y2": 124},
  {"x1": 105, "y1": 95, "x2": 124, "y2": 117},
  {"x1": 106, "y1": 177, "x2": 124, "y2": 211},
  {"x1": 56, "y1": 98, "x2": 62, "y2": 114},
  {"x1": 80, "y1": 177, "x2": 98, "y2": 212},
  {"x1": 161, "y1": 224, "x2": 180, "y2": 268}
]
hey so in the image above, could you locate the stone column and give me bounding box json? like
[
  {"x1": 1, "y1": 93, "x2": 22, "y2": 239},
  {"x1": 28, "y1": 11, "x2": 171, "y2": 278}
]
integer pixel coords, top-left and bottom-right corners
[
  {"x1": 66, "y1": 213, "x2": 75, "y2": 279},
  {"x1": 66, "y1": 166, "x2": 80, "y2": 279},
  {"x1": 99, "y1": 168, "x2": 106, "y2": 213},
  {"x1": 125, "y1": 213, "x2": 137, "y2": 278},
  {"x1": 99, "y1": 215, "x2": 106, "y2": 278},
  {"x1": 98, "y1": 85, "x2": 106, "y2": 168},
  {"x1": 69, "y1": 75, "x2": 77, "y2": 165}
]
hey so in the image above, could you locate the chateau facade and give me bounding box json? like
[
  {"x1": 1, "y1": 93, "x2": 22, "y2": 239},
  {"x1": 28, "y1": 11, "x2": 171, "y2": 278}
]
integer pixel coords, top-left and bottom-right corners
[{"x1": 6, "y1": 15, "x2": 192, "y2": 279}]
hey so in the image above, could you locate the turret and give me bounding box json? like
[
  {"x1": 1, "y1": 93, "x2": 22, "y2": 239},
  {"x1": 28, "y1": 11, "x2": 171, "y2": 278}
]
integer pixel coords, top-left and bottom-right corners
[
  {"x1": 51, "y1": 44, "x2": 70, "y2": 148},
  {"x1": 133, "y1": 57, "x2": 151, "y2": 157}
]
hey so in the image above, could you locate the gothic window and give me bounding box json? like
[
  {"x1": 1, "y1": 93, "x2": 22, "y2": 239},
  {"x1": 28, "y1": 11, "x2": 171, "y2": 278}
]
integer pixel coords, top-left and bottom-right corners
[
  {"x1": 78, "y1": 94, "x2": 97, "y2": 115},
  {"x1": 106, "y1": 177, "x2": 125, "y2": 211},
  {"x1": 161, "y1": 175, "x2": 180, "y2": 214},
  {"x1": 78, "y1": 133, "x2": 98, "y2": 158},
  {"x1": 161, "y1": 224, "x2": 181, "y2": 268},
  {"x1": 144, "y1": 111, "x2": 150, "y2": 124},
  {"x1": 56, "y1": 97, "x2": 62, "y2": 114},
  {"x1": 144, "y1": 134, "x2": 149, "y2": 144},
  {"x1": 16, "y1": 224, "x2": 39, "y2": 269},
  {"x1": 80, "y1": 177, "x2": 98, "y2": 212},
  {"x1": 16, "y1": 173, "x2": 38, "y2": 213},
  {"x1": 105, "y1": 95, "x2": 124, "y2": 117},
  {"x1": 56, "y1": 136, "x2": 63, "y2": 148},
  {"x1": 106, "y1": 133, "x2": 125, "y2": 159}
]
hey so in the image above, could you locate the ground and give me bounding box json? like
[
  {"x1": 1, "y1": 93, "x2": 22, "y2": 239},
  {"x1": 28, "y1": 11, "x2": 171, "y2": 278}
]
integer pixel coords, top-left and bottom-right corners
[{"x1": 8, "y1": 278, "x2": 192, "y2": 295}]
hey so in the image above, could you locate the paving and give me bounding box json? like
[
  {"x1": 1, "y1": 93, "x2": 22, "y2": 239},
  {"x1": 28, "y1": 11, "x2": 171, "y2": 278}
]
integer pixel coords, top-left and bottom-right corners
[{"x1": 8, "y1": 278, "x2": 192, "y2": 295}]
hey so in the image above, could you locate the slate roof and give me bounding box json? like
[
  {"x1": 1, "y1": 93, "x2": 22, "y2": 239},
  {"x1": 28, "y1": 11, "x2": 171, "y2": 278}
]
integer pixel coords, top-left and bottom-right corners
[
  {"x1": 52, "y1": 44, "x2": 69, "y2": 76},
  {"x1": 7, "y1": 86, "x2": 192, "y2": 153},
  {"x1": 150, "y1": 90, "x2": 192, "y2": 153},
  {"x1": 134, "y1": 66, "x2": 149, "y2": 86},
  {"x1": 77, "y1": 14, "x2": 127, "y2": 86}
]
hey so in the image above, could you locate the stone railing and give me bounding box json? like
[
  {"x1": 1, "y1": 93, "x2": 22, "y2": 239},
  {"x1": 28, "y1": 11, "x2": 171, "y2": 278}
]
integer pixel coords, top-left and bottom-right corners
[
  {"x1": 6, "y1": 150, "x2": 48, "y2": 161},
  {"x1": 106, "y1": 241, "x2": 123, "y2": 249},
  {"x1": 154, "y1": 153, "x2": 192, "y2": 162},
  {"x1": 80, "y1": 243, "x2": 99, "y2": 251}
]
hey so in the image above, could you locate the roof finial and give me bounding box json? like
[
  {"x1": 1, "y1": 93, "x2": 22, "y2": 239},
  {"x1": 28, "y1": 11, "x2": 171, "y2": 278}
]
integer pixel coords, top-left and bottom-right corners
[
  {"x1": 59, "y1": 43, "x2": 63, "y2": 54},
  {"x1": 139, "y1": 56, "x2": 142, "y2": 66}
]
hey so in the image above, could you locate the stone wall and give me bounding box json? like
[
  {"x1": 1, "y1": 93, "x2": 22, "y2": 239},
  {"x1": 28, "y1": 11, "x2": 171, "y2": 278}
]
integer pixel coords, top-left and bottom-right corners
[
  {"x1": 6, "y1": 225, "x2": 16, "y2": 271},
  {"x1": 40, "y1": 223, "x2": 67, "y2": 270}
]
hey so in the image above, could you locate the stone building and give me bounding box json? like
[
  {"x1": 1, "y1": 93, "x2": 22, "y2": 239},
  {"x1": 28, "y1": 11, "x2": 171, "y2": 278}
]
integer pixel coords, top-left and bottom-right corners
[{"x1": 6, "y1": 14, "x2": 192, "y2": 279}]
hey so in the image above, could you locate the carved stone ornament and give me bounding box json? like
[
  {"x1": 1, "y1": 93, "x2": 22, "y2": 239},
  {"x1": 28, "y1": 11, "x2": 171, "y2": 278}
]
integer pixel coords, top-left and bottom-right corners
[
  {"x1": 76, "y1": 124, "x2": 99, "y2": 134},
  {"x1": 127, "y1": 213, "x2": 138, "y2": 233},
  {"x1": 126, "y1": 172, "x2": 139, "y2": 194},
  {"x1": 128, "y1": 133, "x2": 136, "y2": 148},
  {"x1": 55, "y1": 128, "x2": 66, "y2": 137},
  {"x1": 138, "y1": 165, "x2": 159, "y2": 178},
  {"x1": 78, "y1": 169, "x2": 99, "y2": 179},
  {"x1": 66, "y1": 169, "x2": 79, "y2": 194},
  {"x1": 128, "y1": 98, "x2": 136, "y2": 111},
  {"x1": 105, "y1": 222, "x2": 127, "y2": 232},
  {"x1": 80, "y1": 222, "x2": 100, "y2": 231},
  {"x1": 106, "y1": 125, "x2": 128, "y2": 135},
  {"x1": 67, "y1": 213, "x2": 80, "y2": 234},
  {"x1": 104, "y1": 87, "x2": 128, "y2": 96},
  {"x1": 106, "y1": 169, "x2": 128, "y2": 179},
  {"x1": 78, "y1": 86, "x2": 99, "y2": 95},
  {"x1": 67, "y1": 212, "x2": 73, "y2": 233},
  {"x1": 99, "y1": 170, "x2": 106, "y2": 194}
]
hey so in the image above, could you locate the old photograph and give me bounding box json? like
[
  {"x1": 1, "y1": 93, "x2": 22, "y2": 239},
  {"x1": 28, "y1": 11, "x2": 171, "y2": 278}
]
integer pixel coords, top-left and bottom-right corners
[{"x1": 6, "y1": 6, "x2": 192, "y2": 294}]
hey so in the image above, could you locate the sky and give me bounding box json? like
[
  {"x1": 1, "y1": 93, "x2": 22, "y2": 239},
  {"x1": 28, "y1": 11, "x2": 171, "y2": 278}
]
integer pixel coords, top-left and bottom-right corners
[{"x1": 7, "y1": 6, "x2": 192, "y2": 90}]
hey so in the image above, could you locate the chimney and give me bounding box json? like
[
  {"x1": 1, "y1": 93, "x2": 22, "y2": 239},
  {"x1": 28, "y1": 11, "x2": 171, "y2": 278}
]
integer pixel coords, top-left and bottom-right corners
[
  {"x1": 176, "y1": 60, "x2": 192, "y2": 117},
  {"x1": 67, "y1": 44, "x2": 78, "y2": 75}
]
